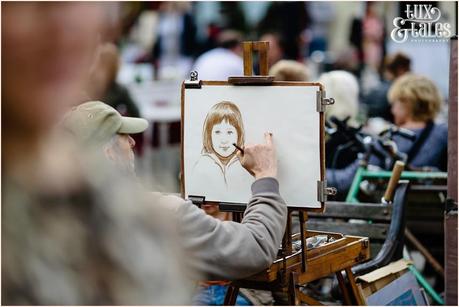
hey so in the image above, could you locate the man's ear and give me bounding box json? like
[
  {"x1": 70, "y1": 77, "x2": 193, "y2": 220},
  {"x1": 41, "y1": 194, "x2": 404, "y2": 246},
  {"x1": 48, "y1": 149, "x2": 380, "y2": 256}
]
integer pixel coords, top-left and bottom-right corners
[{"x1": 104, "y1": 146, "x2": 116, "y2": 162}]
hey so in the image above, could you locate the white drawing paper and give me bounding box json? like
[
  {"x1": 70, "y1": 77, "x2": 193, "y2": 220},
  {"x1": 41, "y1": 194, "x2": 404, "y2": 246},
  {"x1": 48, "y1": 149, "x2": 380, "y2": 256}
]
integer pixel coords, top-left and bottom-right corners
[{"x1": 183, "y1": 84, "x2": 321, "y2": 208}]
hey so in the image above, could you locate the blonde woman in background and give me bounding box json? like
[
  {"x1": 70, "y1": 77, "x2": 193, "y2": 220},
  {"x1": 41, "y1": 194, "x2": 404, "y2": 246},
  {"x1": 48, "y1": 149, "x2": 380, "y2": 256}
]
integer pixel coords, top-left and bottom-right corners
[
  {"x1": 327, "y1": 73, "x2": 447, "y2": 196},
  {"x1": 386, "y1": 74, "x2": 447, "y2": 171}
]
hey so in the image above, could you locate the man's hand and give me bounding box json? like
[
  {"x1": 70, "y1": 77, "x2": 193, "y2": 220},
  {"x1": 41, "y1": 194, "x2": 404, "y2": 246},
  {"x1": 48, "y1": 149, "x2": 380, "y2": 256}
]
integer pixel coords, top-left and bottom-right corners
[{"x1": 237, "y1": 132, "x2": 277, "y2": 180}]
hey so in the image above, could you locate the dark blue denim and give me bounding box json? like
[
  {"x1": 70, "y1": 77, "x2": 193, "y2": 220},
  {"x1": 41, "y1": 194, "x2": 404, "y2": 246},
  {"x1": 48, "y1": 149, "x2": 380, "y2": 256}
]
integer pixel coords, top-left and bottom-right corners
[{"x1": 192, "y1": 284, "x2": 251, "y2": 306}]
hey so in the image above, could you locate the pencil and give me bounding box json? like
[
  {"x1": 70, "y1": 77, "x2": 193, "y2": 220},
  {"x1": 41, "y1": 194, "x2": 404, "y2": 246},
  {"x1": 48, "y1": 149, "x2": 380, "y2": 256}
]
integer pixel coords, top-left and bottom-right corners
[{"x1": 233, "y1": 143, "x2": 244, "y2": 154}]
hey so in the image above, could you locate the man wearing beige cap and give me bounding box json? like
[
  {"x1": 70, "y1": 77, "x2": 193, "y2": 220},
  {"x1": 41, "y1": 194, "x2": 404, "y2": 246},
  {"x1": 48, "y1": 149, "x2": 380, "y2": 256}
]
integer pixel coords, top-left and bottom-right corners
[
  {"x1": 62, "y1": 101, "x2": 287, "y2": 282},
  {"x1": 62, "y1": 100, "x2": 148, "y2": 176}
]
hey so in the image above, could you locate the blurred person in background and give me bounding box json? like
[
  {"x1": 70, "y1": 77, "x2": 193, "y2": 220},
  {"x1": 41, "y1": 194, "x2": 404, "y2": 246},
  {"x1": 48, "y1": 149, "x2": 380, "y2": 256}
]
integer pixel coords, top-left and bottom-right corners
[
  {"x1": 258, "y1": 2, "x2": 310, "y2": 61},
  {"x1": 320, "y1": 70, "x2": 361, "y2": 199},
  {"x1": 87, "y1": 42, "x2": 140, "y2": 118},
  {"x1": 192, "y1": 29, "x2": 244, "y2": 80},
  {"x1": 331, "y1": 48, "x2": 361, "y2": 77},
  {"x1": 363, "y1": 52, "x2": 412, "y2": 122},
  {"x1": 2, "y1": 3, "x2": 194, "y2": 304},
  {"x1": 199, "y1": 22, "x2": 222, "y2": 54},
  {"x1": 304, "y1": 2, "x2": 335, "y2": 56},
  {"x1": 259, "y1": 32, "x2": 286, "y2": 69},
  {"x1": 320, "y1": 70, "x2": 360, "y2": 126},
  {"x1": 327, "y1": 73, "x2": 447, "y2": 197},
  {"x1": 387, "y1": 74, "x2": 447, "y2": 171},
  {"x1": 86, "y1": 42, "x2": 144, "y2": 154},
  {"x1": 62, "y1": 101, "x2": 287, "y2": 304},
  {"x1": 350, "y1": 1, "x2": 386, "y2": 88},
  {"x1": 152, "y1": 2, "x2": 197, "y2": 79},
  {"x1": 269, "y1": 59, "x2": 310, "y2": 82},
  {"x1": 360, "y1": 2, "x2": 385, "y2": 72},
  {"x1": 219, "y1": 1, "x2": 249, "y2": 34}
]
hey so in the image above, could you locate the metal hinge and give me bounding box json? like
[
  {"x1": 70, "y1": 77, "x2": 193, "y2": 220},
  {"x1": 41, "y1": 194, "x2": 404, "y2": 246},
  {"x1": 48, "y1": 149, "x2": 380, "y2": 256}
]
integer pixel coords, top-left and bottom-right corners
[
  {"x1": 188, "y1": 195, "x2": 205, "y2": 206},
  {"x1": 316, "y1": 90, "x2": 335, "y2": 112},
  {"x1": 317, "y1": 180, "x2": 337, "y2": 202},
  {"x1": 184, "y1": 71, "x2": 202, "y2": 88}
]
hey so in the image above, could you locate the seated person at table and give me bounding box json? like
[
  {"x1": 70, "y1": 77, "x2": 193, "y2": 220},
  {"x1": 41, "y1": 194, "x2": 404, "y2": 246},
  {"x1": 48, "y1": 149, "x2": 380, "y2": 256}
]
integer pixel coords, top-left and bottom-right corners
[
  {"x1": 61, "y1": 101, "x2": 287, "y2": 281},
  {"x1": 327, "y1": 73, "x2": 447, "y2": 194}
]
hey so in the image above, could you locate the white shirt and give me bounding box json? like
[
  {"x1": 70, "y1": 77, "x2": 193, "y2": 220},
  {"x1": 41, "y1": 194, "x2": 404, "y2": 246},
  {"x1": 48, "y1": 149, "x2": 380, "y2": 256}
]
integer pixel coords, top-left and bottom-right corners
[
  {"x1": 188, "y1": 153, "x2": 252, "y2": 203},
  {"x1": 192, "y1": 48, "x2": 243, "y2": 81}
]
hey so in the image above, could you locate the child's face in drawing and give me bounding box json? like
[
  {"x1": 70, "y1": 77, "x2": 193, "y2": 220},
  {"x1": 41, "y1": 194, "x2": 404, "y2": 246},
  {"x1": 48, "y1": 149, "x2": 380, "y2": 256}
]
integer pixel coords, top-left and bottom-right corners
[{"x1": 211, "y1": 120, "x2": 238, "y2": 157}]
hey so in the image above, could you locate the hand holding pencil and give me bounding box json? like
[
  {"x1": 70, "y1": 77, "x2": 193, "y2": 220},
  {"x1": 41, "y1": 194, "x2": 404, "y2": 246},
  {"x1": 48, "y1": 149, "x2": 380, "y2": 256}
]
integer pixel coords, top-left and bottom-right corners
[{"x1": 235, "y1": 132, "x2": 277, "y2": 180}]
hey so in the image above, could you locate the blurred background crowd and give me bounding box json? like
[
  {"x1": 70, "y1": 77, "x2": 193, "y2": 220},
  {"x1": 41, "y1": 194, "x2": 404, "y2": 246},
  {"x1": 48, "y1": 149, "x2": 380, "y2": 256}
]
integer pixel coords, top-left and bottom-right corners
[{"x1": 104, "y1": 1, "x2": 456, "y2": 193}]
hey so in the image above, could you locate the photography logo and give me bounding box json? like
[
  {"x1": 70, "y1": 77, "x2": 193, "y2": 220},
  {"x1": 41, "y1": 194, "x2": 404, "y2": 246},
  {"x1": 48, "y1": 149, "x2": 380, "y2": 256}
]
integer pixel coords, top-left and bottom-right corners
[{"x1": 391, "y1": 4, "x2": 452, "y2": 43}]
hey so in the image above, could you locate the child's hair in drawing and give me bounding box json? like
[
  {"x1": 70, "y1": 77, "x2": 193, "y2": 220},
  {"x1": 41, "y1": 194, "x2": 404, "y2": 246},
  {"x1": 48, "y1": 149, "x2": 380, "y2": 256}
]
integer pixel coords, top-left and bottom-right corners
[{"x1": 202, "y1": 101, "x2": 245, "y2": 154}]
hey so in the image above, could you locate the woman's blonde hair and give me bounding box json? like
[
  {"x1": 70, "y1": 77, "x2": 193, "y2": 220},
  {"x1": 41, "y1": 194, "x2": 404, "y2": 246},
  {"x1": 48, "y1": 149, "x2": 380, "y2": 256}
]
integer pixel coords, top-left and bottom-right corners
[
  {"x1": 202, "y1": 101, "x2": 245, "y2": 154},
  {"x1": 269, "y1": 60, "x2": 309, "y2": 81},
  {"x1": 387, "y1": 74, "x2": 442, "y2": 122}
]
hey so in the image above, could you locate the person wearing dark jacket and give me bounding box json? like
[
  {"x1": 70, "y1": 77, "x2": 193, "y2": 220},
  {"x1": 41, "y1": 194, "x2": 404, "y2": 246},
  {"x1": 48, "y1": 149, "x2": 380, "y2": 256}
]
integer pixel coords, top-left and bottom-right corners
[{"x1": 328, "y1": 74, "x2": 447, "y2": 194}]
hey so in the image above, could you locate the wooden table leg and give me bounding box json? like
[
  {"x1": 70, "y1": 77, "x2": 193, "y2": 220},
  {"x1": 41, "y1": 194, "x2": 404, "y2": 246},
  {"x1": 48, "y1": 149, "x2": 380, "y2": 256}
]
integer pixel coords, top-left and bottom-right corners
[
  {"x1": 345, "y1": 268, "x2": 366, "y2": 305},
  {"x1": 336, "y1": 271, "x2": 352, "y2": 305},
  {"x1": 223, "y1": 285, "x2": 239, "y2": 305}
]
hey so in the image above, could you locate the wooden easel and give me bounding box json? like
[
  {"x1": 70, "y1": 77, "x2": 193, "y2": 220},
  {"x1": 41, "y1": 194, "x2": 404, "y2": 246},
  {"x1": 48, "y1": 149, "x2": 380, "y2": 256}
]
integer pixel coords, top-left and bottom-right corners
[
  {"x1": 221, "y1": 42, "x2": 370, "y2": 305},
  {"x1": 227, "y1": 41, "x2": 274, "y2": 85},
  {"x1": 224, "y1": 214, "x2": 369, "y2": 305}
]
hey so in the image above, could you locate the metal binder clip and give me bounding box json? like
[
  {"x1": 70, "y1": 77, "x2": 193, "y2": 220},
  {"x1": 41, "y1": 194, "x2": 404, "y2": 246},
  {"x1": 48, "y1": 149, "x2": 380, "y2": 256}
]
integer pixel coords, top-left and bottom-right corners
[
  {"x1": 190, "y1": 71, "x2": 198, "y2": 80},
  {"x1": 188, "y1": 195, "x2": 205, "y2": 206},
  {"x1": 316, "y1": 90, "x2": 335, "y2": 112},
  {"x1": 317, "y1": 180, "x2": 337, "y2": 202},
  {"x1": 184, "y1": 71, "x2": 201, "y2": 88}
]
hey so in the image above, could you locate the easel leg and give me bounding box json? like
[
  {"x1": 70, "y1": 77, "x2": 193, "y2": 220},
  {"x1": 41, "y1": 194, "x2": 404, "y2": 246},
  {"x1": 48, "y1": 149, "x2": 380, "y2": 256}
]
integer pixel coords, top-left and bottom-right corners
[
  {"x1": 233, "y1": 212, "x2": 243, "y2": 223},
  {"x1": 288, "y1": 271, "x2": 300, "y2": 305},
  {"x1": 288, "y1": 272, "x2": 325, "y2": 306},
  {"x1": 345, "y1": 268, "x2": 366, "y2": 305},
  {"x1": 297, "y1": 291, "x2": 324, "y2": 306},
  {"x1": 283, "y1": 210, "x2": 293, "y2": 254},
  {"x1": 223, "y1": 284, "x2": 239, "y2": 306},
  {"x1": 336, "y1": 271, "x2": 352, "y2": 305},
  {"x1": 299, "y1": 211, "x2": 307, "y2": 272}
]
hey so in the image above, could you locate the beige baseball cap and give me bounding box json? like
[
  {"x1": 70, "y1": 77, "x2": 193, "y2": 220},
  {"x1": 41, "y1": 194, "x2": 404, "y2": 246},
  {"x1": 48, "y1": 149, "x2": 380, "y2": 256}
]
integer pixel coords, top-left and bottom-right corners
[{"x1": 62, "y1": 101, "x2": 148, "y2": 145}]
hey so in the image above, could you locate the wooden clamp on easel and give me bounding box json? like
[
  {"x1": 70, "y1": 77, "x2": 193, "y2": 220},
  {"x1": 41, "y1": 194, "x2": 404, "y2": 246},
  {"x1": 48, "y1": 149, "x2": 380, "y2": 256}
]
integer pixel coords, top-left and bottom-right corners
[
  {"x1": 222, "y1": 41, "x2": 369, "y2": 306},
  {"x1": 228, "y1": 41, "x2": 274, "y2": 85}
]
